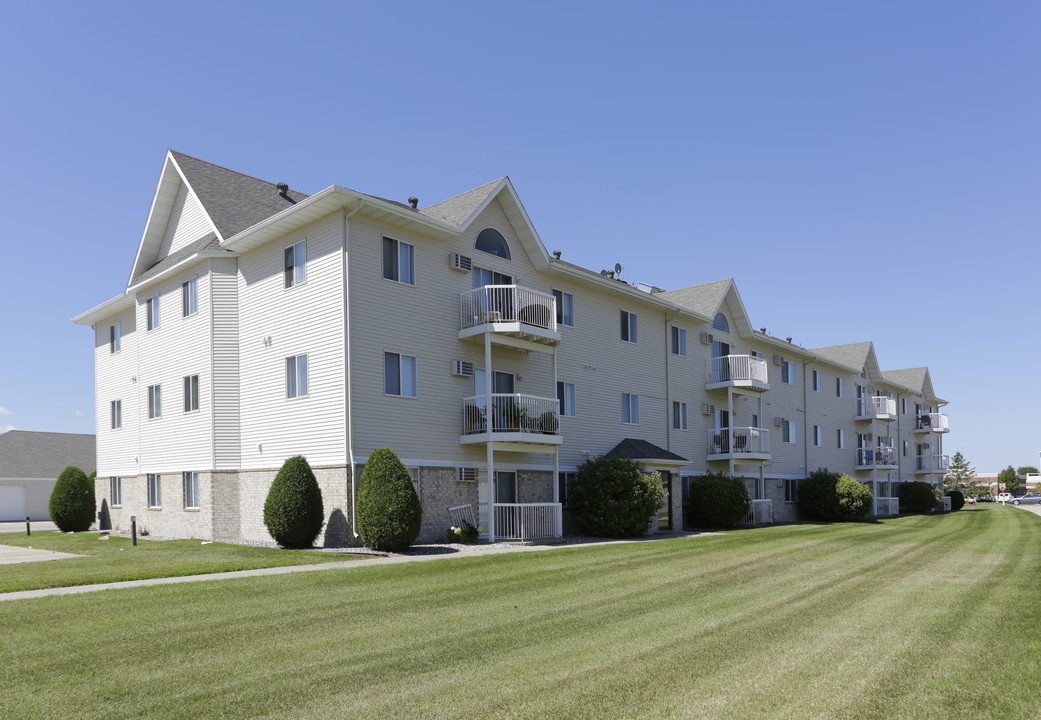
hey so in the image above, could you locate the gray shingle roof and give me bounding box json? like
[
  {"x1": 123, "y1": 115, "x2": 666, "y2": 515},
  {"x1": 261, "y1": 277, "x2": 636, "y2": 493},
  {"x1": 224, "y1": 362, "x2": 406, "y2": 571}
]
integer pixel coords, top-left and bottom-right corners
[
  {"x1": 881, "y1": 367, "x2": 928, "y2": 390},
  {"x1": 136, "y1": 232, "x2": 223, "y2": 284},
  {"x1": 657, "y1": 279, "x2": 733, "y2": 318},
  {"x1": 419, "y1": 178, "x2": 504, "y2": 227},
  {"x1": 810, "y1": 342, "x2": 873, "y2": 372},
  {"x1": 169, "y1": 151, "x2": 309, "y2": 241},
  {"x1": 0, "y1": 431, "x2": 96, "y2": 479},
  {"x1": 607, "y1": 438, "x2": 688, "y2": 464}
]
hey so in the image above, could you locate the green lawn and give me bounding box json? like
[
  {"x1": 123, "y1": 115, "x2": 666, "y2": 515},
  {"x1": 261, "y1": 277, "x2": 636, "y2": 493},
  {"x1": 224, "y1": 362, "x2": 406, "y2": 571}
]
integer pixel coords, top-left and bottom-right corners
[
  {"x1": 3, "y1": 507, "x2": 1040, "y2": 719},
  {"x1": 0, "y1": 531, "x2": 353, "y2": 593}
]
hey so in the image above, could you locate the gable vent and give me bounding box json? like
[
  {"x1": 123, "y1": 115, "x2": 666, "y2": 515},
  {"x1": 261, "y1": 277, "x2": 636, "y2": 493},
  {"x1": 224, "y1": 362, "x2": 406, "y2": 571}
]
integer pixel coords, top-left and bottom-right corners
[
  {"x1": 452, "y1": 360, "x2": 475, "y2": 377},
  {"x1": 451, "y1": 253, "x2": 473, "y2": 272}
]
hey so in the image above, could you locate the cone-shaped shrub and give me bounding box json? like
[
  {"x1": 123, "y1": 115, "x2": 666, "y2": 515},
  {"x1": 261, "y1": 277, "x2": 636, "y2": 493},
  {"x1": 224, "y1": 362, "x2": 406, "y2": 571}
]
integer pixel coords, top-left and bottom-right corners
[
  {"x1": 569, "y1": 454, "x2": 664, "y2": 538},
  {"x1": 263, "y1": 455, "x2": 324, "y2": 548},
  {"x1": 689, "y1": 471, "x2": 751, "y2": 528},
  {"x1": 357, "y1": 448, "x2": 422, "y2": 552},
  {"x1": 49, "y1": 466, "x2": 95, "y2": 532}
]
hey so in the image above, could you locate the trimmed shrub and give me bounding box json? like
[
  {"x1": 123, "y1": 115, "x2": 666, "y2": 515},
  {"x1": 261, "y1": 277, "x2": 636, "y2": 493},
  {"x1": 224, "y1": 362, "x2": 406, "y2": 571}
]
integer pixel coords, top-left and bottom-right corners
[
  {"x1": 899, "y1": 481, "x2": 938, "y2": 514},
  {"x1": 263, "y1": 455, "x2": 325, "y2": 548},
  {"x1": 799, "y1": 468, "x2": 873, "y2": 521},
  {"x1": 357, "y1": 448, "x2": 422, "y2": 552},
  {"x1": 948, "y1": 490, "x2": 965, "y2": 511},
  {"x1": 569, "y1": 454, "x2": 663, "y2": 538},
  {"x1": 49, "y1": 466, "x2": 95, "y2": 532},
  {"x1": 689, "y1": 472, "x2": 751, "y2": 528}
]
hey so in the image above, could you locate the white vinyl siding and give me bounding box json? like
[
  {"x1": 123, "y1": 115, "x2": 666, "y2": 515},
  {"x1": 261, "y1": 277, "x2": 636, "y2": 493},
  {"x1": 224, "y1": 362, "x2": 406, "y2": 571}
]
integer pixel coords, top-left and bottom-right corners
[
  {"x1": 157, "y1": 182, "x2": 214, "y2": 258},
  {"x1": 382, "y1": 237, "x2": 416, "y2": 285},
  {"x1": 210, "y1": 260, "x2": 240, "y2": 470},
  {"x1": 384, "y1": 352, "x2": 418, "y2": 397}
]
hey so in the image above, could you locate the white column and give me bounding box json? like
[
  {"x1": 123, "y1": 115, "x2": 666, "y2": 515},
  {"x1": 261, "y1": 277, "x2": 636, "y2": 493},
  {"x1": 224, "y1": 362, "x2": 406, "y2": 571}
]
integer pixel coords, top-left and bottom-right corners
[{"x1": 485, "y1": 334, "x2": 495, "y2": 542}]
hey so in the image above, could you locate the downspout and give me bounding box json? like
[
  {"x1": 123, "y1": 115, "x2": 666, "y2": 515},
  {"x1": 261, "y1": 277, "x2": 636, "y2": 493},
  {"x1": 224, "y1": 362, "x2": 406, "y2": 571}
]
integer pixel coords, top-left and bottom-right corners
[
  {"x1": 802, "y1": 358, "x2": 809, "y2": 482},
  {"x1": 342, "y1": 200, "x2": 364, "y2": 537}
]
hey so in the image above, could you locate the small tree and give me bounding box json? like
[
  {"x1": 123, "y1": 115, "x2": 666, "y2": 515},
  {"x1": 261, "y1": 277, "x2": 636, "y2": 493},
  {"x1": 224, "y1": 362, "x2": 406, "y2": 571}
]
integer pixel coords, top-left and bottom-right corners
[
  {"x1": 689, "y1": 472, "x2": 751, "y2": 528},
  {"x1": 49, "y1": 466, "x2": 95, "y2": 532},
  {"x1": 356, "y1": 448, "x2": 422, "y2": 552},
  {"x1": 998, "y1": 465, "x2": 1020, "y2": 495},
  {"x1": 1016, "y1": 466, "x2": 1039, "y2": 476},
  {"x1": 569, "y1": 454, "x2": 663, "y2": 538},
  {"x1": 263, "y1": 455, "x2": 325, "y2": 548},
  {"x1": 944, "y1": 451, "x2": 975, "y2": 492}
]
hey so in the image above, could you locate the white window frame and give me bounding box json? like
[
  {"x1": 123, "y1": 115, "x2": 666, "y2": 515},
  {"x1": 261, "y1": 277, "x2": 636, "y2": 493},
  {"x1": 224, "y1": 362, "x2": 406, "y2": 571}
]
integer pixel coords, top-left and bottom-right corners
[
  {"x1": 784, "y1": 478, "x2": 799, "y2": 503},
  {"x1": 384, "y1": 352, "x2": 418, "y2": 397},
  {"x1": 558, "y1": 471, "x2": 577, "y2": 507},
  {"x1": 183, "y1": 471, "x2": 200, "y2": 509},
  {"x1": 110, "y1": 476, "x2": 122, "y2": 507},
  {"x1": 382, "y1": 237, "x2": 416, "y2": 285},
  {"x1": 836, "y1": 377, "x2": 844, "y2": 398},
  {"x1": 781, "y1": 360, "x2": 796, "y2": 385},
  {"x1": 146, "y1": 294, "x2": 160, "y2": 331},
  {"x1": 147, "y1": 473, "x2": 161, "y2": 508},
  {"x1": 182, "y1": 277, "x2": 198, "y2": 317},
  {"x1": 812, "y1": 369, "x2": 821, "y2": 392},
  {"x1": 622, "y1": 392, "x2": 640, "y2": 424},
  {"x1": 813, "y1": 424, "x2": 823, "y2": 446},
  {"x1": 284, "y1": 239, "x2": 306, "y2": 288},
  {"x1": 901, "y1": 397, "x2": 908, "y2": 414},
  {"x1": 620, "y1": 310, "x2": 638, "y2": 343},
  {"x1": 147, "y1": 384, "x2": 162, "y2": 419},
  {"x1": 110, "y1": 322, "x2": 120, "y2": 353},
  {"x1": 903, "y1": 440, "x2": 909, "y2": 457},
  {"x1": 286, "y1": 354, "x2": 309, "y2": 399},
  {"x1": 183, "y1": 374, "x2": 199, "y2": 413},
  {"x1": 837, "y1": 429, "x2": 845, "y2": 449},
  {"x1": 552, "y1": 289, "x2": 574, "y2": 327},
  {"x1": 557, "y1": 381, "x2": 575, "y2": 417},
  {"x1": 783, "y1": 419, "x2": 797, "y2": 444},
  {"x1": 673, "y1": 401, "x2": 688, "y2": 430},
  {"x1": 671, "y1": 326, "x2": 686, "y2": 356},
  {"x1": 110, "y1": 399, "x2": 121, "y2": 430}
]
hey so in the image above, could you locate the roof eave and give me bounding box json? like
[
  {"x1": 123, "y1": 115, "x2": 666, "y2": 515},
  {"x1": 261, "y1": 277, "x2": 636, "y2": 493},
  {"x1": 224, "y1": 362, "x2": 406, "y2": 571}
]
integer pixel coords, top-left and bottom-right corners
[
  {"x1": 71, "y1": 293, "x2": 136, "y2": 326},
  {"x1": 127, "y1": 250, "x2": 239, "y2": 293}
]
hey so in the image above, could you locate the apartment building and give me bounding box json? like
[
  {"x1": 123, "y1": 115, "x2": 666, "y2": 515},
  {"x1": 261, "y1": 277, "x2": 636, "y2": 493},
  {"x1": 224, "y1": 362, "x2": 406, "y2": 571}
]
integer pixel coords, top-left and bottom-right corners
[{"x1": 73, "y1": 151, "x2": 950, "y2": 545}]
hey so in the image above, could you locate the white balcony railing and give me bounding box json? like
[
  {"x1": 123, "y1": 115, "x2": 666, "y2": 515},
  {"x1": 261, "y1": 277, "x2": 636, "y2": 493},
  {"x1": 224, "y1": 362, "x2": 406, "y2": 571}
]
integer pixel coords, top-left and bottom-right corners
[
  {"x1": 462, "y1": 394, "x2": 560, "y2": 436},
  {"x1": 739, "y1": 499, "x2": 773, "y2": 525},
  {"x1": 916, "y1": 454, "x2": 950, "y2": 473},
  {"x1": 857, "y1": 447, "x2": 896, "y2": 467},
  {"x1": 875, "y1": 497, "x2": 899, "y2": 516},
  {"x1": 915, "y1": 413, "x2": 949, "y2": 433},
  {"x1": 493, "y1": 503, "x2": 562, "y2": 540},
  {"x1": 460, "y1": 285, "x2": 557, "y2": 332},
  {"x1": 707, "y1": 427, "x2": 770, "y2": 455},
  {"x1": 856, "y1": 396, "x2": 897, "y2": 420},
  {"x1": 706, "y1": 355, "x2": 770, "y2": 386}
]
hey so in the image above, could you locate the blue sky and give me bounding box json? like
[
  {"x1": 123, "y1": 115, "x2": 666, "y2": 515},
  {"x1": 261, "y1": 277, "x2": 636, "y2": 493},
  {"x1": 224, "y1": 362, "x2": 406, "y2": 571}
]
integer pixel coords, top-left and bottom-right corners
[{"x1": 1, "y1": 1, "x2": 1038, "y2": 473}]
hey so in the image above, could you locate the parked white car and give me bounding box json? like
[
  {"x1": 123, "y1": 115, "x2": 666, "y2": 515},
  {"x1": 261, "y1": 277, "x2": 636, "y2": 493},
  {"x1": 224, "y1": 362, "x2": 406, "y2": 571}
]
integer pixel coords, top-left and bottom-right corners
[{"x1": 997, "y1": 492, "x2": 1014, "y2": 503}]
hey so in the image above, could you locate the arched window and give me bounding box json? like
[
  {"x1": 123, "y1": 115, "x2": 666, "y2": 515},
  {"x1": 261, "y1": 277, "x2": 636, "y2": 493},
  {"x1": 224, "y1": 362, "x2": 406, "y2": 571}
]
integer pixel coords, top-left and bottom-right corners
[
  {"x1": 713, "y1": 313, "x2": 729, "y2": 333},
  {"x1": 475, "y1": 228, "x2": 511, "y2": 259}
]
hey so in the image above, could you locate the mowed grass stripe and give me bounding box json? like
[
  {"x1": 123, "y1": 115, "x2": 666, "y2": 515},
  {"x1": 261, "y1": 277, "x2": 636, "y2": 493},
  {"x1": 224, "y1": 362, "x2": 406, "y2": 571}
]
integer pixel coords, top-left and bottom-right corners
[{"x1": 2, "y1": 508, "x2": 1040, "y2": 720}]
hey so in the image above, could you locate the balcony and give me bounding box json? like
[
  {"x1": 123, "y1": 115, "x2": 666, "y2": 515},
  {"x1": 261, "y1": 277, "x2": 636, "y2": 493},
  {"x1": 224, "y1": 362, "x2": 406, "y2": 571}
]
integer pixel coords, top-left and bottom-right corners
[
  {"x1": 874, "y1": 497, "x2": 899, "y2": 516},
  {"x1": 855, "y1": 396, "x2": 897, "y2": 422},
  {"x1": 738, "y1": 499, "x2": 773, "y2": 525},
  {"x1": 855, "y1": 447, "x2": 897, "y2": 470},
  {"x1": 705, "y1": 355, "x2": 770, "y2": 393},
  {"x1": 915, "y1": 454, "x2": 949, "y2": 474},
  {"x1": 492, "y1": 503, "x2": 562, "y2": 541},
  {"x1": 914, "y1": 413, "x2": 949, "y2": 434},
  {"x1": 460, "y1": 394, "x2": 563, "y2": 449},
  {"x1": 707, "y1": 427, "x2": 771, "y2": 461},
  {"x1": 459, "y1": 285, "x2": 560, "y2": 349}
]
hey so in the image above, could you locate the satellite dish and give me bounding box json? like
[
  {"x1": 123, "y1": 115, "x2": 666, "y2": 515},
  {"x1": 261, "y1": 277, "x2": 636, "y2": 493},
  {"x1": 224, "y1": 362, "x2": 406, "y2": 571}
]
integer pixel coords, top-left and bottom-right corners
[{"x1": 614, "y1": 263, "x2": 623, "y2": 274}]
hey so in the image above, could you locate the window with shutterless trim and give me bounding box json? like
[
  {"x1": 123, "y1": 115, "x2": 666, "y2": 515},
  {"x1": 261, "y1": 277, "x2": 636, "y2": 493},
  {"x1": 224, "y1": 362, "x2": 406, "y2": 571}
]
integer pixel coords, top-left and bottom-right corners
[
  {"x1": 110, "y1": 476, "x2": 122, "y2": 506},
  {"x1": 147, "y1": 384, "x2": 162, "y2": 419},
  {"x1": 813, "y1": 425, "x2": 823, "y2": 446},
  {"x1": 556, "y1": 381, "x2": 575, "y2": 417},
  {"x1": 110, "y1": 322, "x2": 120, "y2": 353},
  {"x1": 183, "y1": 375, "x2": 199, "y2": 413},
  {"x1": 384, "y1": 352, "x2": 418, "y2": 397},
  {"x1": 382, "y1": 237, "x2": 415, "y2": 285},
  {"x1": 286, "y1": 354, "x2": 308, "y2": 398},
  {"x1": 147, "y1": 473, "x2": 162, "y2": 508},
  {"x1": 837, "y1": 429, "x2": 845, "y2": 449},
  {"x1": 836, "y1": 377, "x2": 844, "y2": 397},
  {"x1": 284, "y1": 240, "x2": 306, "y2": 288},
  {"x1": 110, "y1": 400, "x2": 122, "y2": 429},
  {"x1": 812, "y1": 369, "x2": 821, "y2": 391},
  {"x1": 673, "y1": 401, "x2": 688, "y2": 430},
  {"x1": 620, "y1": 310, "x2": 638, "y2": 343},
  {"x1": 182, "y1": 277, "x2": 197, "y2": 317},
  {"x1": 622, "y1": 393, "x2": 640, "y2": 424},
  {"x1": 146, "y1": 295, "x2": 160, "y2": 331},
  {"x1": 552, "y1": 289, "x2": 574, "y2": 326},
  {"x1": 183, "y1": 471, "x2": 200, "y2": 509},
  {"x1": 671, "y1": 326, "x2": 686, "y2": 356}
]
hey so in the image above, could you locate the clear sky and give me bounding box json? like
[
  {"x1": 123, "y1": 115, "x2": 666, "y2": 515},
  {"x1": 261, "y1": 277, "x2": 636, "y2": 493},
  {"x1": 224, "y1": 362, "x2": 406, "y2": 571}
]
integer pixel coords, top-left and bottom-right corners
[{"x1": 1, "y1": 1, "x2": 1038, "y2": 473}]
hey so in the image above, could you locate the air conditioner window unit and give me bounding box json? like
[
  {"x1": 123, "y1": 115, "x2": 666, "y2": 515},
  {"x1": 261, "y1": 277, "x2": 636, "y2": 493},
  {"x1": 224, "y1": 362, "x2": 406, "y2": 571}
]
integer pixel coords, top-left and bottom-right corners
[
  {"x1": 452, "y1": 360, "x2": 475, "y2": 377},
  {"x1": 700, "y1": 332, "x2": 713, "y2": 345},
  {"x1": 451, "y1": 253, "x2": 473, "y2": 272},
  {"x1": 701, "y1": 404, "x2": 715, "y2": 415},
  {"x1": 773, "y1": 416, "x2": 784, "y2": 427},
  {"x1": 457, "y1": 467, "x2": 477, "y2": 483},
  {"x1": 773, "y1": 354, "x2": 784, "y2": 366}
]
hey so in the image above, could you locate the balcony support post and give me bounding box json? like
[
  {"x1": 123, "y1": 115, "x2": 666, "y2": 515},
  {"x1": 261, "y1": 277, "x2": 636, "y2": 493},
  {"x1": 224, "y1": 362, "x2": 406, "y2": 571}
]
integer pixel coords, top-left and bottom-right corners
[{"x1": 485, "y1": 333, "x2": 495, "y2": 543}]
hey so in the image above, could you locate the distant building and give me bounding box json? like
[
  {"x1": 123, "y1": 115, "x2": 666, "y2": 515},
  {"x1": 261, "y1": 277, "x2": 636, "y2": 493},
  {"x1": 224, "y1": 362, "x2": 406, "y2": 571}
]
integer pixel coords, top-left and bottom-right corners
[{"x1": 0, "y1": 430, "x2": 96, "y2": 521}]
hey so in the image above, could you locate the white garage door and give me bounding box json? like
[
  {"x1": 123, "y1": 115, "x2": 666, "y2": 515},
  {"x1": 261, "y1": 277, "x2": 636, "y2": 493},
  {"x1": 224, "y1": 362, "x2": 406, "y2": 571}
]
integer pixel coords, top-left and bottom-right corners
[{"x1": 0, "y1": 486, "x2": 27, "y2": 521}]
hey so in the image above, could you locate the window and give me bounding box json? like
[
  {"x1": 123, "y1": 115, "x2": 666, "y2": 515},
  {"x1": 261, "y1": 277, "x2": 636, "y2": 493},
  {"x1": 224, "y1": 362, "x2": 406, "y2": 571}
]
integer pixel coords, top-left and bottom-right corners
[
  {"x1": 183, "y1": 375, "x2": 199, "y2": 413},
  {"x1": 182, "y1": 277, "x2": 197, "y2": 317},
  {"x1": 620, "y1": 310, "x2": 638, "y2": 343},
  {"x1": 812, "y1": 369, "x2": 821, "y2": 392},
  {"x1": 558, "y1": 472, "x2": 576, "y2": 507},
  {"x1": 147, "y1": 384, "x2": 162, "y2": 419},
  {"x1": 110, "y1": 322, "x2": 120, "y2": 353},
  {"x1": 784, "y1": 479, "x2": 799, "y2": 503},
  {"x1": 622, "y1": 393, "x2": 640, "y2": 424},
  {"x1": 286, "y1": 354, "x2": 309, "y2": 398},
  {"x1": 836, "y1": 377, "x2": 844, "y2": 397},
  {"x1": 783, "y1": 419, "x2": 797, "y2": 443},
  {"x1": 671, "y1": 326, "x2": 686, "y2": 356},
  {"x1": 552, "y1": 289, "x2": 574, "y2": 326},
  {"x1": 813, "y1": 425, "x2": 823, "y2": 446},
  {"x1": 556, "y1": 381, "x2": 575, "y2": 417},
  {"x1": 713, "y1": 313, "x2": 729, "y2": 333},
  {"x1": 382, "y1": 237, "x2": 416, "y2": 285},
  {"x1": 901, "y1": 398, "x2": 908, "y2": 414},
  {"x1": 110, "y1": 476, "x2": 122, "y2": 506},
  {"x1": 407, "y1": 467, "x2": 421, "y2": 501},
  {"x1": 673, "y1": 401, "x2": 688, "y2": 430},
  {"x1": 110, "y1": 400, "x2": 122, "y2": 430},
  {"x1": 147, "y1": 473, "x2": 161, "y2": 508},
  {"x1": 384, "y1": 352, "x2": 418, "y2": 397},
  {"x1": 903, "y1": 440, "x2": 909, "y2": 457},
  {"x1": 781, "y1": 360, "x2": 796, "y2": 385},
  {"x1": 474, "y1": 228, "x2": 511, "y2": 259},
  {"x1": 284, "y1": 240, "x2": 306, "y2": 288},
  {"x1": 183, "y1": 471, "x2": 199, "y2": 509},
  {"x1": 837, "y1": 429, "x2": 845, "y2": 449},
  {"x1": 146, "y1": 294, "x2": 160, "y2": 331},
  {"x1": 752, "y1": 413, "x2": 759, "y2": 429},
  {"x1": 750, "y1": 350, "x2": 763, "y2": 359}
]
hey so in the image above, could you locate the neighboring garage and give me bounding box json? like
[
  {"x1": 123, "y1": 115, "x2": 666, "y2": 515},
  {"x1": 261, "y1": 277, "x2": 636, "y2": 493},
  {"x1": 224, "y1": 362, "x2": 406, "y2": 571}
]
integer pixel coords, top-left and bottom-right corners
[{"x1": 0, "y1": 430, "x2": 96, "y2": 521}]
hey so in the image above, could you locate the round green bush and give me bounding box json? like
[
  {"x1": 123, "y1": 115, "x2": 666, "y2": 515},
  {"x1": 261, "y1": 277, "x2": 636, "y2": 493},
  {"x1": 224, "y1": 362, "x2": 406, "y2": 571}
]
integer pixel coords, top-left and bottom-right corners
[
  {"x1": 799, "y1": 468, "x2": 873, "y2": 521},
  {"x1": 49, "y1": 466, "x2": 95, "y2": 532},
  {"x1": 263, "y1": 455, "x2": 325, "y2": 548},
  {"x1": 357, "y1": 448, "x2": 422, "y2": 552},
  {"x1": 569, "y1": 454, "x2": 664, "y2": 538},
  {"x1": 948, "y1": 490, "x2": 965, "y2": 511},
  {"x1": 689, "y1": 472, "x2": 751, "y2": 528},
  {"x1": 899, "y1": 481, "x2": 938, "y2": 514},
  {"x1": 835, "y1": 474, "x2": 873, "y2": 519}
]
